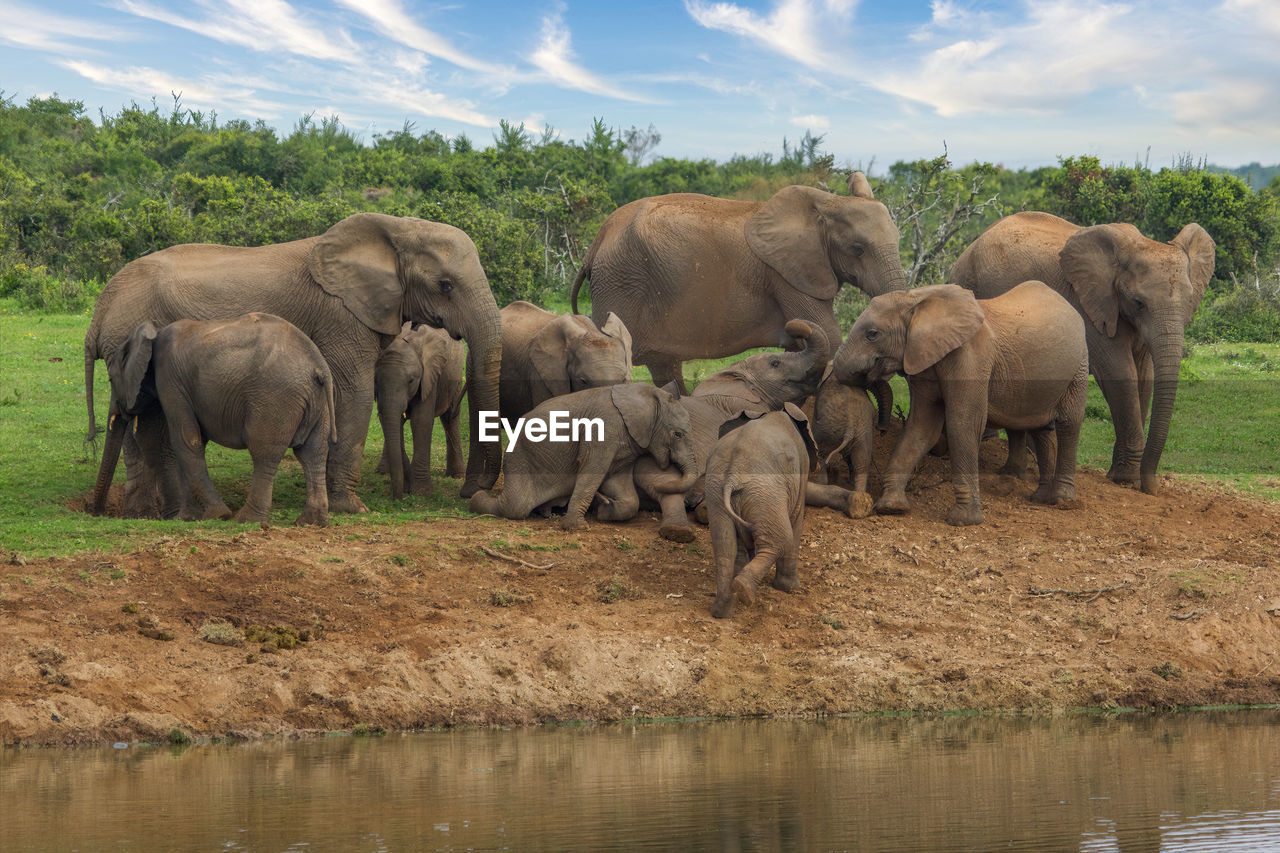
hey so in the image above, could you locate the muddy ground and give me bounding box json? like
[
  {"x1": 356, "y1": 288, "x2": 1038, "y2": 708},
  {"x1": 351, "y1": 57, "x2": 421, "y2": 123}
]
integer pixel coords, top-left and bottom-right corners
[{"x1": 3, "y1": 434, "x2": 1279, "y2": 747}]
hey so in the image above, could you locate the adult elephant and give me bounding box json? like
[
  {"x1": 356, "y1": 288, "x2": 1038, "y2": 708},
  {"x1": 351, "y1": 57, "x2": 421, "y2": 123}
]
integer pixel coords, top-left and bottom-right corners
[
  {"x1": 570, "y1": 172, "x2": 907, "y2": 405},
  {"x1": 85, "y1": 212, "x2": 503, "y2": 514},
  {"x1": 952, "y1": 212, "x2": 1215, "y2": 495}
]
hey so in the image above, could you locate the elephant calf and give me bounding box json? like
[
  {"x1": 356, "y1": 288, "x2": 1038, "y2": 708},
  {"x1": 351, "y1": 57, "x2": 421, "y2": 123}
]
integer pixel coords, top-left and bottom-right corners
[
  {"x1": 90, "y1": 314, "x2": 335, "y2": 526},
  {"x1": 811, "y1": 366, "x2": 878, "y2": 493},
  {"x1": 833, "y1": 282, "x2": 1088, "y2": 526},
  {"x1": 469, "y1": 383, "x2": 697, "y2": 530},
  {"x1": 706, "y1": 404, "x2": 818, "y2": 619},
  {"x1": 375, "y1": 322, "x2": 465, "y2": 499}
]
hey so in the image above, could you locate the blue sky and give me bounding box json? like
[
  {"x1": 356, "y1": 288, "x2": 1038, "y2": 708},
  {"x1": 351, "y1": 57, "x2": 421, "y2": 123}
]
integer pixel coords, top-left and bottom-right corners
[{"x1": 3, "y1": 0, "x2": 1278, "y2": 170}]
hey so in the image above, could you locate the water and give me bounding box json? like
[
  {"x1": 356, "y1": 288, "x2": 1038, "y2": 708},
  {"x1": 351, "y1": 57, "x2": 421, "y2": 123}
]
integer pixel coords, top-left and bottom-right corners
[{"x1": 3, "y1": 711, "x2": 1278, "y2": 851}]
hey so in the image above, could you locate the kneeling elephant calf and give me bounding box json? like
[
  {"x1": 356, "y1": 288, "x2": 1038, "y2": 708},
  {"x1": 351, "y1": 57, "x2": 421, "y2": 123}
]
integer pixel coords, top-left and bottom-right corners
[
  {"x1": 706, "y1": 403, "x2": 818, "y2": 619},
  {"x1": 468, "y1": 383, "x2": 697, "y2": 529}
]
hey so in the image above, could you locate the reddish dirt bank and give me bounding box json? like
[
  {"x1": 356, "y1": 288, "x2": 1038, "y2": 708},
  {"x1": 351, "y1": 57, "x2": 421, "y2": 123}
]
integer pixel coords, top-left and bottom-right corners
[{"x1": 3, "y1": 439, "x2": 1279, "y2": 747}]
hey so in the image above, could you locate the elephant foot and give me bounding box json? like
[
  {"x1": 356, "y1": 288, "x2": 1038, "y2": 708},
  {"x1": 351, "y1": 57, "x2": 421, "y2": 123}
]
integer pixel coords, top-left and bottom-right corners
[
  {"x1": 295, "y1": 506, "x2": 330, "y2": 527},
  {"x1": 1106, "y1": 463, "x2": 1140, "y2": 487},
  {"x1": 711, "y1": 595, "x2": 734, "y2": 619},
  {"x1": 845, "y1": 491, "x2": 874, "y2": 519},
  {"x1": 771, "y1": 572, "x2": 799, "y2": 593},
  {"x1": 445, "y1": 465, "x2": 466, "y2": 480},
  {"x1": 945, "y1": 503, "x2": 984, "y2": 527},
  {"x1": 374, "y1": 457, "x2": 389, "y2": 475},
  {"x1": 1030, "y1": 485, "x2": 1054, "y2": 505},
  {"x1": 468, "y1": 491, "x2": 498, "y2": 515},
  {"x1": 232, "y1": 506, "x2": 266, "y2": 524},
  {"x1": 659, "y1": 523, "x2": 696, "y2": 543},
  {"x1": 328, "y1": 491, "x2": 369, "y2": 515},
  {"x1": 559, "y1": 514, "x2": 587, "y2": 531},
  {"x1": 693, "y1": 504, "x2": 709, "y2": 525},
  {"x1": 1140, "y1": 475, "x2": 1161, "y2": 496},
  {"x1": 409, "y1": 481, "x2": 436, "y2": 498},
  {"x1": 875, "y1": 492, "x2": 909, "y2": 515},
  {"x1": 997, "y1": 461, "x2": 1026, "y2": 478},
  {"x1": 731, "y1": 575, "x2": 757, "y2": 607}
]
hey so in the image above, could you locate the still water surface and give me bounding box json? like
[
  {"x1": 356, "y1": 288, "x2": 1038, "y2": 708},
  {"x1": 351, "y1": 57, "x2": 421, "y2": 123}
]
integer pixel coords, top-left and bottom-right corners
[{"x1": 2, "y1": 710, "x2": 1279, "y2": 851}]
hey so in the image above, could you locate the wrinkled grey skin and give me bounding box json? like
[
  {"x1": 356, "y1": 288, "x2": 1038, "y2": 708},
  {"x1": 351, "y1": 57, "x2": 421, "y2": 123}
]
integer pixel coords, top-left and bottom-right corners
[
  {"x1": 374, "y1": 323, "x2": 466, "y2": 499},
  {"x1": 707, "y1": 405, "x2": 818, "y2": 619},
  {"x1": 468, "y1": 383, "x2": 698, "y2": 530},
  {"x1": 84, "y1": 212, "x2": 503, "y2": 516},
  {"x1": 90, "y1": 314, "x2": 335, "y2": 526},
  {"x1": 953, "y1": 211, "x2": 1214, "y2": 495},
  {"x1": 632, "y1": 320, "x2": 861, "y2": 543},
  {"x1": 497, "y1": 301, "x2": 633, "y2": 420},
  {"x1": 833, "y1": 283, "x2": 1088, "y2": 527},
  {"x1": 811, "y1": 366, "x2": 878, "y2": 493},
  {"x1": 571, "y1": 172, "x2": 907, "y2": 396}
]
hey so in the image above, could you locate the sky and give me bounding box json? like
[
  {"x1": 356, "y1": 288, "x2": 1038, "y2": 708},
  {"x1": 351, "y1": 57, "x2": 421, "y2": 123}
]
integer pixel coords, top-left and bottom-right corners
[{"x1": 2, "y1": 0, "x2": 1278, "y2": 171}]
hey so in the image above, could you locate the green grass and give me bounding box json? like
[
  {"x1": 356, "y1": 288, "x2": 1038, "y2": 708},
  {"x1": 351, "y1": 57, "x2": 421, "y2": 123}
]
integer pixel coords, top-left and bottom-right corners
[{"x1": 1, "y1": 301, "x2": 1277, "y2": 558}]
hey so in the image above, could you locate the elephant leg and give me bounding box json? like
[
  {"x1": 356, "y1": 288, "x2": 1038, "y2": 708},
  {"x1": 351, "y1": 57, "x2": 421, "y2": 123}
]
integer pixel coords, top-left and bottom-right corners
[
  {"x1": 561, "y1": 451, "x2": 613, "y2": 530},
  {"x1": 163, "y1": 406, "x2": 232, "y2": 521},
  {"x1": 323, "y1": 344, "x2": 379, "y2": 515},
  {"x1": 234, "y1": 446, "x2": 286, "y2": 525},
  {"x1": 133, "y1": 408, "x2": 183, "y2": 519},
  {"x1": 594, "y1": 470, "x2": 640, "y2": 523},
  {"x1": 804, "y1": 482, "x2": 871, "y2": 519},
  {"x1": 1094, "y1": 356, "x2": 1144, "y2": 486},
  {"x1": 374, "y1": 442, "x2": 391, "y2": 475},
  {"x1": 121, "y1": 427, "x2": 162, "y2": 518},
  {"x1": 1028, "y1": 426, "x2": 1060, "y2": 505},
  {"x1": 408, "y1": 402, "x2": 435, "y2": 496},
  {"x1": 442, "y1": 405, "x2": 465, "y2": 480},
  {"x1": 943, "y1": 398, "x2": 987, "y2": 527},
  {"x1": 646, "y1": 355, "x2": 687, "y2": 395},
  {"x1": 999, "y1": 430, "x2": 1030, "y2": 478},
  {"x1": 877, "y1": 396, "x2": 944, "y2": 515},
  {"x1": 709, "y1": 506, "x2": 750, "y2": 619},
  {"x1": 293, "y1": 428, "x2": 330, "y2": 527}
]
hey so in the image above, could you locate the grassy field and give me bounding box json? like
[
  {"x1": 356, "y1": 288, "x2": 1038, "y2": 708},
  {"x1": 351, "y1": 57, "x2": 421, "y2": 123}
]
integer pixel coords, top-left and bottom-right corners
[{"x1": 1, "y1": 299, "x2": 1276, "y2": 558}]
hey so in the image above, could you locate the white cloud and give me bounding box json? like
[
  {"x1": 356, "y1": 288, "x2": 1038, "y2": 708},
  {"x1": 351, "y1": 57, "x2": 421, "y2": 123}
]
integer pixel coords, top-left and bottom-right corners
[
  {"x1": 116, "y1": 0, "x2": 357, "y2": 62},
  {"x1": 60, "y1": 60, "x2": 289, "y2": 117},
  {"x1": 791, "y1": 113, "x2": 830, "y2": 129},
  {"x1": 331, "y1": 0, "x2": 512, "y2": 76},
  {"x1": 529, "y1": 7, "x2": 653, "y2": 102},
  {"x1": 1220, "y1": 0, "x2": 1280, "y2": 38},
  {"x1": 1171, "y1": 78, "x2": 1280, "y2": 135},
  {"x1": 0, "y1": 1, "x2": 130, "y2": 53},
  {"x1": 684, "y1": 0, "x2": 852, "y2": 70}
]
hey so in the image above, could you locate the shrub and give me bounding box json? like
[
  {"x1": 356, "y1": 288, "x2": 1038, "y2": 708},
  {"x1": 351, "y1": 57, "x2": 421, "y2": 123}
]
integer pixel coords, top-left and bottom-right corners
[{"x1": 0, "y1": 263, "x2": 101, "y2": 313}]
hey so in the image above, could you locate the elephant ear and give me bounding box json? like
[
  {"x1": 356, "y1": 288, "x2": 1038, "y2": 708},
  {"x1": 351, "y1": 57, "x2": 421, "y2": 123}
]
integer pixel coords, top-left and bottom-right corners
[
  {"x1": 1171, "y1": 223, "x2": 1216, "y2": 327},
  {"x1": 903, "y1": 285, "x2": 986, "y2": 376},
  {"x1": 745, "y1": 185, "x2": 839, "y2": 300},
  {"x1": 846, "y1": 171, "x2": 875, "y2": 200},
  {"x1": 717, "y1": 408, "x2": 767, "y2": 439},
  {"x1": 1059, "y1": 224, "x2": 1136, "y2": 338},
  {"x1": 659, "y1": 380, "x2": 683, "y2": 399},
  {"x1": 612, "y1": 384, "x2": 662, "y2": 450},
  {"x1": 529, "y1": 314, "x2": 581, "y2": 401},
  {"x1": 783, "y1": 401, "x2": 820, "y2": 475},
  {"x1": 308, "y1": 212, "x2": 407, "y2": 336},
  {"x1": 115, "y1": 321, "x2": 158, "y2": 415},
  {"x1": 600, "y1": 311, "x2": 634, "y2": 370}
]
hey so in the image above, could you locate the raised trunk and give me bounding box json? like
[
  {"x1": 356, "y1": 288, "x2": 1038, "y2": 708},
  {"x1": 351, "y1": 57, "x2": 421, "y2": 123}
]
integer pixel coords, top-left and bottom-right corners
[
  {"x1": 460, "y1": 312, "x2": 504, "y2": 498},
  {"x1": 1139, "y1": 324, "x2": 1184, "y2": 495},
  {"x1": 378, "y1": 395, "x2": 409, "y2": 500},
  {"x1": 90, "y1": 415, "x2": 128, "y2": 516}
]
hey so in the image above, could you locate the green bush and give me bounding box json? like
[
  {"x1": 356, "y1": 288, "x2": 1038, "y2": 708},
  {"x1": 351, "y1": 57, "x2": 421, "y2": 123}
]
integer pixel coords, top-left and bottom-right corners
[
  {"x1": 1187, "y1": 282, "x2": 1280, "y2": 343},
  {"x1": 0, "y1": 263, "x2": 101, "y2": 313}
]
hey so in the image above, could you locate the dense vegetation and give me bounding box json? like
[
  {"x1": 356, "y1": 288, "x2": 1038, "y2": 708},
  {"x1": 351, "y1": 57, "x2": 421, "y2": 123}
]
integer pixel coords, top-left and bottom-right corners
[{"x1": 1, "y1": 93, "x2": 1278, "y2": 340}]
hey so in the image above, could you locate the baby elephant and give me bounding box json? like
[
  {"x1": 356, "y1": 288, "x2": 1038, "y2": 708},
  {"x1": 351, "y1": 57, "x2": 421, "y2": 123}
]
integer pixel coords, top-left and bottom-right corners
[
  {"x1": 833, "y1": 282, "x2": 1088, "y2": 526},
  {"x1": 469, "y1": 383, "x2": 697, "y2": 530},
  {"x1": 375, "y1": 322, "x2": 465, "y2": 499},
  {"x1": 89, "y1": 313, "x2": 335, "y2": 526},
  {"x1": 706, "y1": 403, "x2": 818, "y2": 619},
  {"x1": 811, "y1": 366, "x2": 877, "y2": 493}
]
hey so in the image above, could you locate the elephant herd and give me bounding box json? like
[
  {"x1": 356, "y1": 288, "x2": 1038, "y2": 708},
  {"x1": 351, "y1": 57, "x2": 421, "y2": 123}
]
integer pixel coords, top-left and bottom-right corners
[{"x1": 82, "y1": 176, "x2": 1216, "y2": 617}]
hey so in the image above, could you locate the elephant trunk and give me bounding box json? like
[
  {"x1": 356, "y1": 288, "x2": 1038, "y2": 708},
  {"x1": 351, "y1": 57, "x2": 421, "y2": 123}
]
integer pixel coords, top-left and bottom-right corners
[
  {"x1": 871, "y1": 379, "x2": 894, "y2": 430},
  {"x1": 377, "y1": 389, "x2": 409, "y2": 500},
  {"x1": 1139, "y1": 317, "x2": 1184, "y2": 495},
  {"x1": 89, "y1": 414, "x2": 128, "y2": 515},
  {"x1": 789, "y1": 319, "x2": 830, "y2": 392},
  {"x1": 649, "y1": 438, "x2": 700, "y2": 495},
  {"x1": 460, "y1": 303, "x2": 504, "y2": 498},
  {"x1": 864, "y1": 246, "x2": 909, "y2": 296}
]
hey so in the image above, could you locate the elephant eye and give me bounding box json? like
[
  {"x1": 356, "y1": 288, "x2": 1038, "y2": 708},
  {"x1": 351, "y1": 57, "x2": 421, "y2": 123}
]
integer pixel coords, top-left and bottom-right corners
[
  {"x1": 673, "y1": 430, "x2": 685, "y2": 439},
  {"x1": 852, "y1": 244, "x2": 865, "y2": 258},
  {"x1": 865, "y1": 329, "x2": 880, "y2": 342},
  {"x1": 1132, "y1": 297, "x2": 1145, "y2": 312},
  {"x1": 439, "y1": 279, "x2": 454, "y2": 293},
  {"x1": 770, "y1": 358, "x2": 781, "y2": 368}
]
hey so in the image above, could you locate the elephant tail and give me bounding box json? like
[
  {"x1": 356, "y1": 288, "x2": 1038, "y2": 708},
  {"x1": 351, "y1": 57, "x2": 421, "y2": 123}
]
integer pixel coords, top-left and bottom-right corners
[
  {"x1": 84, "y1": 339, "x2": 99, "y2": 452},
  {"x1": 720, "y1": 483, "x2": 755, "y2": 539},
  {"x1": 569, "y1": 258, "x2": 590, "y2": 315},
  {"x1": 318, "y1": 367, "x2": 337, "y2": 445}
]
